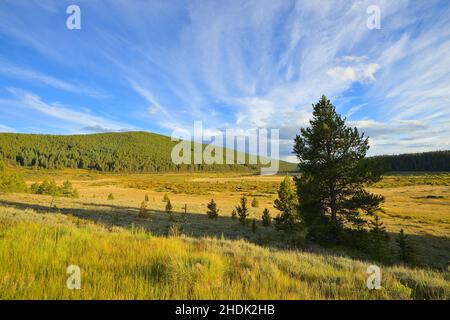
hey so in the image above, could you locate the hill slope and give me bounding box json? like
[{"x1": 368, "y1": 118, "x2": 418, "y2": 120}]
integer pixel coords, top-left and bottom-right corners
[{"x1": 0, "y1": 131, "x2": 296, "y2": 173}]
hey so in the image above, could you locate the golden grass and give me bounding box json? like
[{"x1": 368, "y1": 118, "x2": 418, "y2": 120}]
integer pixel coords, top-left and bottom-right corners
[
  {"x1": 0, "y1": 169, "x2": 448, "y2": 300},
  {"x1": 1, "y1": 169, "x2": 449, "y2": 268},
  {"x1": 0, "y1": 206, "x2": 448, "y2": 300}
]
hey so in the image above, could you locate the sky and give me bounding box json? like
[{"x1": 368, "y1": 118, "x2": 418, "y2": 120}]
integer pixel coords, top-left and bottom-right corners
[{"x1": 0, "y1": 0, "x2": 449, "y2": 162}]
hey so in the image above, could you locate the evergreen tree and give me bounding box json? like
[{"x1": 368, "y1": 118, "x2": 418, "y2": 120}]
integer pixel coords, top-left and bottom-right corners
[
  {"x1": 145, "y1": 194, "x2": 149, "y2": 202},
  {"x1": 251, "y1": 219, "x2": 257, "y2": 233},
  {"x1": 235, "y1": 195, "x2": 249, "y2": 225},
  {"x1": 273, "y1": 176, "x2": 299, "y2": 231},
  {"x1": 262, "y1": 208, "x2": 271, "y2": 227},
  {"x1": 396, "y1": 229, "x2": 416, "y2": 264},
  {"x1": 368, "y1": 214, "x2": 390, "y2": 261},
  {"x1": 165, "y1": 199, "x2": 173, "y2": 214},
  {"x1": 206, "y1": 199, "x2": 219, "y2": 219},
  {"x1": 231, "y1": 209, "x2": 237, "y2": 220},
  {"x1": 139, "y1": 200, "x2": 147, "y2": 218},
  {"x1": 251, "y1": 197, "x2": 259, "y2": 208},
  {"x1": 293, "y1": 95, "x2": 384, "y2": 243}
]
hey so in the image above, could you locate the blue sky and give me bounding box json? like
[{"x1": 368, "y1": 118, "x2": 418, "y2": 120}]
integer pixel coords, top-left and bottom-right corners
[{"x1": 0, "y1": 0, "x2": 449, "y2": 161}]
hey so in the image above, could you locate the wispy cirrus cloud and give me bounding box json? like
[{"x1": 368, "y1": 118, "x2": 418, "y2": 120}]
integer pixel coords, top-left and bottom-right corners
[
  {"x1": 0, "y1": 0, "x2": 449, "y2": 157},
  {"x1": 0, "y1": 62, "x2": 107, "y2": 98},
  {"x1": 1, "y1": 88, "x2": 135, "y2": 134},
  {"x1": 0, "y1": 124, "x2": 16, "y2": 133}
]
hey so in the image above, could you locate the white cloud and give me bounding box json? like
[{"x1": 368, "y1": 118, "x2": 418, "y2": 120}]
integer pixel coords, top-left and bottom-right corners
[
  {"x1": 327, "y1": 64, "x2": 380, "y2": 83},
  {"x1": 0, "y1": 0, "x2": 449, "y2": 156},
  {"x1": 4, "y1": 88, "x2": 134, "y2": 133},
  {"x1": 0, "y1": 124, "x2": 16, "y2": 132},
  {"x1": 128, "y1": 79, "x2": 170, "y2": 117},
  {"x1": 0, "y1": 62, "x2": 106, "y2": 98}
]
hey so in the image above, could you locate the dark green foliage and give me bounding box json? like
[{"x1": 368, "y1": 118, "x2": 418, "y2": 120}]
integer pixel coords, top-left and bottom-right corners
[
  {"x1": 182, "y1": 204, "x2": 188, "y2": 222},
  {"x1": 0, "y1": 158, "x2": 4, "y2": 171},
  {"x1": 373, "y1": 150, "x2": 450, "y2": 172},
  {"x1": 107, "y1": 193, "x2": 115, "y2": 201},
  {"x1": 262, "y1": 208, "x2": 271, "y2": 227},
  {"x1": 396, "y1": 229, "x2": 416, "y2": 264},
  {"x1": 273, "y1": 176, "x2": 299, "y2": 232},
  {"x1": 293, "y1": 95, "x2": 384, "y2": 244},
  {"x1": 165, "y1": 200, "x2": 173, "y2": 214},
  {"x1": 231, "y1": 209, "x2": 237, "y2": 220},
  {"x1": 0, "y1": 132, "x2": 296, "y2": 173},
  {"x1": 235, "y1": 195, "x2": 249, "y2": 225},
  {"x1": 206, "y1": 199, "x2": 219, "y2": 219},
  {"x1": 251, "y1": 197, "x2": 259, "y2": 208},
  {"x1": 251, "y1": 219, "x2": 257, "y2": 233},
  {"x1": 368, "y1": 214, "x2": 390, "y2": 261},
  {"x1": 30, "y1": 180, "x2": 78, "y2": 198}
]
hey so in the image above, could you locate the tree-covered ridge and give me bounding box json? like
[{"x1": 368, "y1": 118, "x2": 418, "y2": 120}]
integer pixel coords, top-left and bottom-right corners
[
  {"x1": 373, "y1": 151, "x2": 450, "y2": 172},
  {"x1": 0, "y1": 131, "x2": 296, "y2": 173}
]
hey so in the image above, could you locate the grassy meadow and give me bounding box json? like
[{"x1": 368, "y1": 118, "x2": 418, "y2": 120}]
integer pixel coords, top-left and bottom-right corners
[{"x1": 0, "y1": 168, "x2": 449, "y2": 299}]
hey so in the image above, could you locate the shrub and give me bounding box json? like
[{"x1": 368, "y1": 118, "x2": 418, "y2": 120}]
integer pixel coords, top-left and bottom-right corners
[
  {"x1": 368, "y1": 214, "x2": 390, "y2": 262},
  {"x1": 235, "y1": 195, "x2": 249, "y2": 225},
  {"x1": 231, "y1": 209, "x2": 237, "y2": 220},
  {"x1": 107, "y1": 193, "x2": 115, "y2": 201},
  {"x1": 251, "y1": 219, "x2": 257, "y2": 233},
  {"x1": 60, "y1": 180, "x2": 79, "y2": 198},
  {"x1": 0, "y1": 172, "x2": 27, "y2": 193},
  {"x1": 166, "y1": 223, "x2": 182, "y2": 237},
  {"x1": 30, "y1": 180, "x2": 59, "y2": 196},
  {"x1": 206, "y1": 199, "x2": 219, "y2": 219},
  {"x1": 396, "y1": 229, "x2": 416, "y2": 264},
  {"x1": 139, "y1": 201, "x2": 147, "y2": 218},
  {"x1": 145, "y1": 194, "x2": 149, "y2": 202},
  {"x1": 274, "y1": 176, "x2": 299, "y2": 232},
  {"x1": 165, "y1": 200, "x2": 173, "y2": 214},
  {"x1": 251, "y1": 197, "x2": 259, "y2": 208},
  {"x1": 262, "y1": 208, "x2": 271, "y2": 227},
  {"x1": 72, "y1": 189, "x2": 80, "y2": 199}
]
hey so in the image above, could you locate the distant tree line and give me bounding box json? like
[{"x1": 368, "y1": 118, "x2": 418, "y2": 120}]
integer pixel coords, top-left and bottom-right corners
[
  {"x1": 372, "y1": 151, "x2": 450, "y2": 172},
  {"x1": 0, "y1": 131, "x2": 295, "y2": 173}
]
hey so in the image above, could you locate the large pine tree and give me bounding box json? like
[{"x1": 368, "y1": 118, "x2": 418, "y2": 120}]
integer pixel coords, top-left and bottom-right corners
[{"x1": 293, "y1": 95, "x2": 384, "y2": 243}]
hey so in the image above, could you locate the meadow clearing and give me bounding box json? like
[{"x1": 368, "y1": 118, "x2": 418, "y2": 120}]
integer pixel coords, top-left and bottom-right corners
[{"x1": 0, "y1": 168, "x2": 449, "y2": 299}]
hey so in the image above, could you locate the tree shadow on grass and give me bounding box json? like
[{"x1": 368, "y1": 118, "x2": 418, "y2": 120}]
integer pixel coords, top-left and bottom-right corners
[
  {"x1": 0, "y1": 199, "x2": 448, "y2": 270},
  {"x1": 0, "y1": 198, "x2": 280, "y2": 247}
]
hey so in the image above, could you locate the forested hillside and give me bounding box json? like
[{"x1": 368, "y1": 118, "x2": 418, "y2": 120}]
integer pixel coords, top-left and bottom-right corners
[
  {"x1": 374, "y1": 151, "x2": 450, "y2": 172},
  {"x1": 0, "y1": 132, "x2": 296, "y2": 173}
]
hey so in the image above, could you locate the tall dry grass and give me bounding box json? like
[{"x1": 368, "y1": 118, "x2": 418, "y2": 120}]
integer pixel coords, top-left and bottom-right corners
[{"x1": 0, "y1": 206, "x2": 448, "y2": 300}]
